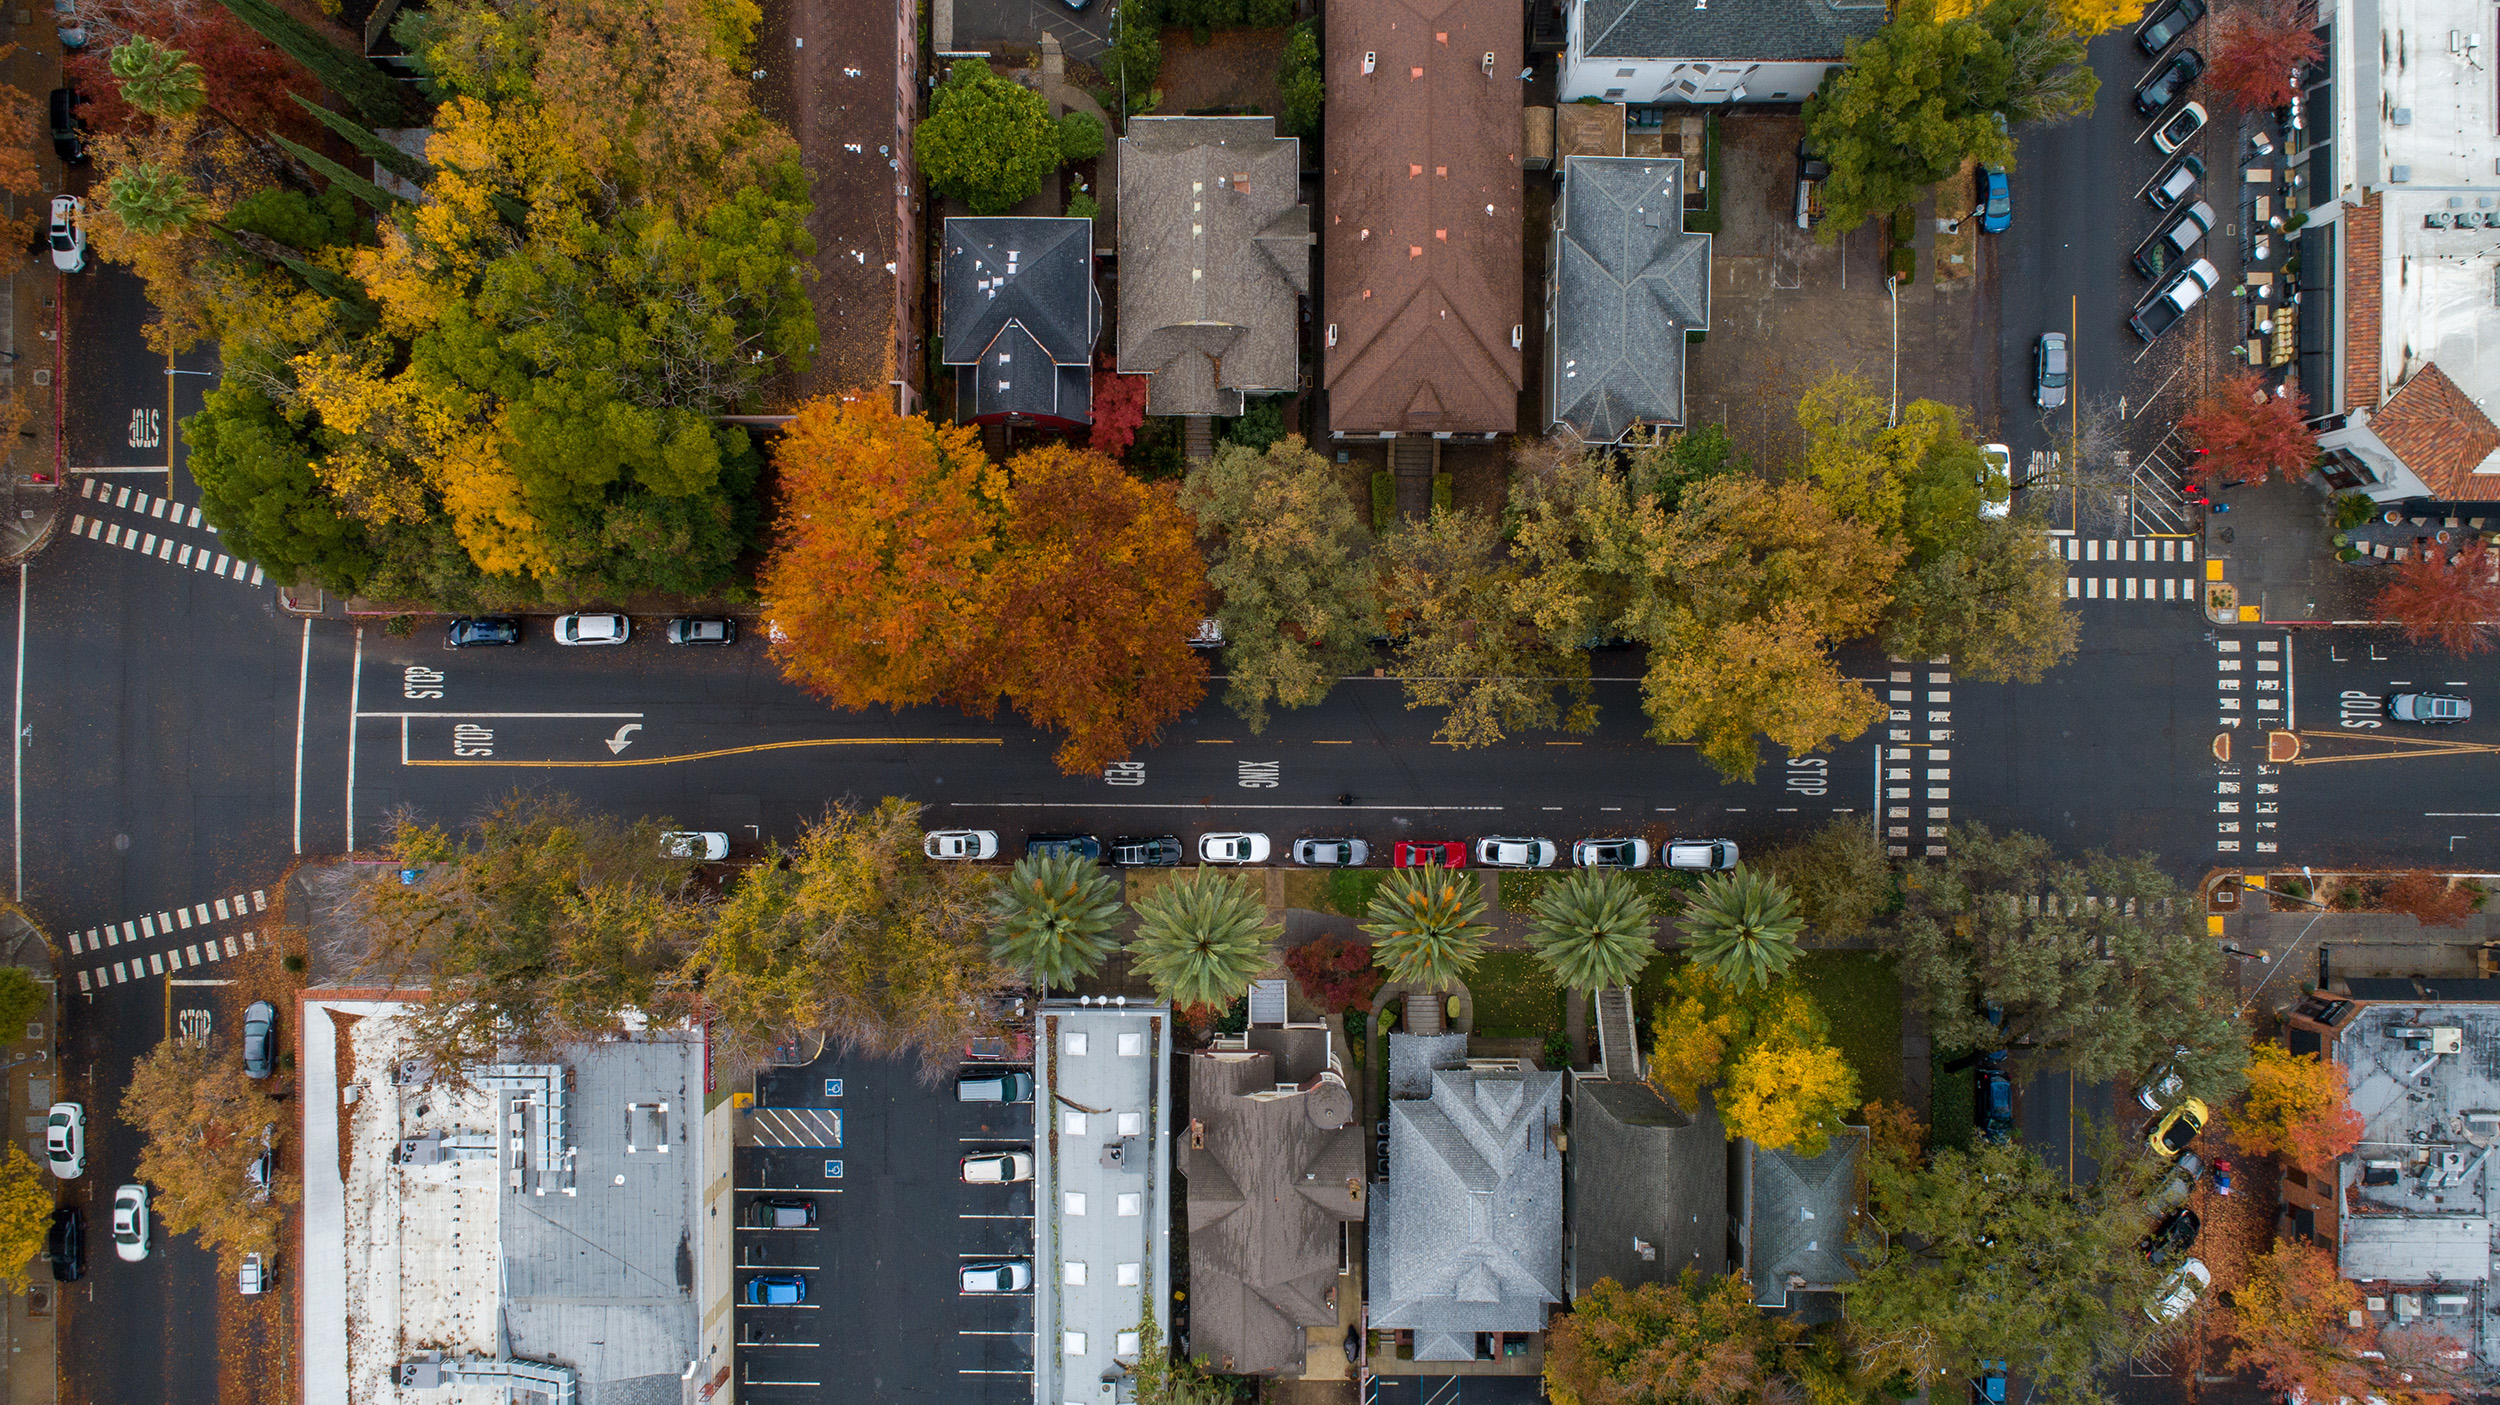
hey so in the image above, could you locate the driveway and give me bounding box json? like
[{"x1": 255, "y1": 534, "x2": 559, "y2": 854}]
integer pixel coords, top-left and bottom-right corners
[
  {"x1": 950, "y1": 0, "x2": 1111, "y2": 62},
  {"x1": 733, "y1": 1053, "x2": 1037, "y2": 1402}
]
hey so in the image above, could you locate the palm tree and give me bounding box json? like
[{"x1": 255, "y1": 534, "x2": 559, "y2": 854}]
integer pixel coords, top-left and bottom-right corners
[
  {"x1": 1525, "y1": 870, "x2": 1658, "y2": 991},
  {"x1": 985, "y1": 853, "x2": 1122, "y2": 992},
  {"x1": 1127, "y1": 869, "x2": 1278, "y2": 1012},
  {"x1": 1679, "y1": 866, "x2": 1805, "y2": 992},
  {"x1": 1361, "y1": 864, "x2": 1492, "y2": 991}
]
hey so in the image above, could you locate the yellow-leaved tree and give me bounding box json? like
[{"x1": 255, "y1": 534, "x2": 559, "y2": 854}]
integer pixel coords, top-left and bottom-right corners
[
  {"x1": 0, "y1": 1144, "x2": 50, "y2": 1293},
  {"x1": 1645, "y1": 964, "x2": 1863, "y2": 1155}
]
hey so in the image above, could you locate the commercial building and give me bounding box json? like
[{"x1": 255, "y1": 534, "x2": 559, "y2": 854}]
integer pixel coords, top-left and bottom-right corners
[
  {"x1": 1034, "y1": 998, "x2": 1173, "y2": 1405},
  {"x1": 1557, "y1": 0, "x2": 1887, "y2": 105}
]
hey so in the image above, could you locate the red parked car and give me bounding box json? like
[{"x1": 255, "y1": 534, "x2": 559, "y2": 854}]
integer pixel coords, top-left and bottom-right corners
[{"x1": 1391, "y1": 841, "x2": 1467, "y2": 868}]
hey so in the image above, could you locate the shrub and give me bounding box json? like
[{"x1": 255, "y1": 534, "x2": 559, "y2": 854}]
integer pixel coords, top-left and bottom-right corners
[
  {"x1": 1430, "y1": 472, "x2": 1452, "y2": 513},
  {"x1": 1283, "y1": 935, "x2": 1384, "y2": 1014},
  {"x1": 1372, "y1": 470, "x2": 1395, "y2": 531},
  {"x1": 1066, "y1": 190, "x2": 1100, "y2": 222},
  {"x1": 1248, "y1": 0, "x2": 1294, "y2": 24},
  {"x1": 2331, "y1": 492, "x2": 2377, "y2": 530},
  {"x1": 1223, "y1": 397, "x2": 1285, "y2": 452},
  {"x1": 1058, "y1": 110, "x2": 1106, "y2": 163},
  {"x1": 1278, "y1": 22, "x2": 1323, "y2": 138}
]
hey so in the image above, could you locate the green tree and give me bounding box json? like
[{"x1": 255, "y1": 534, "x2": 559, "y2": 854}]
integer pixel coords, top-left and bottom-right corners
[
  {"x1": 0, "y1": 966, "x2": 47, "y2": 1039},
  {"x1": 1844, "y1": 1127, "x2": 2163, "y2": 1402},
  {"x1": 1362, "y1": 865, "x2": 1492, "y2": 990},
  {"x1": 1679, "y1": 867, "x2": 1805, "y2": 991},
  {"x1": 1524, "y1": 870, "x2": 1658, "y2": 991},
  {"x1": 1804, "y1": 11, "x2": 2011, "y2": 237},
  {"x1": 1127, "y1": 868, "x2": 1278, "y2": 1011},
  {"x1": 683, "y1": 798, "x2": 1008, "y2": 1074},
  {"x1": 987, "y1": 853, "x2": 1123, "y2": 992},
  {"x1": 1756, "y1": 818, "x2": 1894, "y2": 941},
  {"x1": 109, "y1": 36, "x2": 207, "y2": 118},
  {"x1": 915, "y1": 59, "x2": 1060, "y2": 216},
  {"x1": 353, "y1": 794, "x2": 713, "y2": 1070},
  {"x1": 1628, "y1": 423, "x2": 1742, "y2": 512},
  {"x1": 1544, "y1": 1271, "x2": 1777, "y2": 1405},
  {"x1": 1278, "y1": 22, "x2": 1324, "y2": 138},
  {"x1": 1881, "y1": 515, "x2": 2078, "y2": 683},
  {"x1": 1378, "y1": 507, "x2": 1596, "y2": 748},
  {"x1": 1898, "y1": 825, "x2": 2249, "y2": 1089},
  {"x1": 0, "y1": 1145, "x2": 48, "y2": 1293},
  {"x1": 1977, "y1": 0, "x2": 2101, "y2": 127},
  {"x1": 1057, "y1": 110, "x2": 1106, "y2": 163},
  {"x1": 1102, "y1": 11, "x2": 1164, "y2": 118},
  {"x1": 1182, "y1": 435, "x2": 1378, "y2": 730},
  {"x1": 212, "y1": 0, "x2": 414, "y2": 125}
]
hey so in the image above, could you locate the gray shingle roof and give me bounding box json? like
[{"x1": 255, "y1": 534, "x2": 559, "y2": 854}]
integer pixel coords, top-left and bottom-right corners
[
  {"x1": 1373, "y1": 1067, "x2": 1564, "y2": 1355},
  {"x1": 1579, "y1": 0, "x2": 1888, "y2": 63},
  {"x1": 1116, "y1": 117, "x2": 1309, "y2": 418},
  {"x1": 1390, "y1": 1032, "x2": 1470, "y2": 1100},
  {"x1": 1749, "y1": 1127, "x2": 1867, "y2": 1307},
  {"x1": 1549, "y1": 156, "x2": 1710, "y2": 443},
  {"x1": 1180, "y1": 1050, "x2": 1366, "y2": 1376},
  {"x1": 1566, "y1": 1076, "x2": 1728, "y2": 1297},
  {"x1": 941, "y1": 216, "x2": 1099, "y2": 424}
]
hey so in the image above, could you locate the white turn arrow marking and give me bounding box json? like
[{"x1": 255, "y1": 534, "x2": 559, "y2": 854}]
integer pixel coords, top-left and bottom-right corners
[{"x1": 606, "y1": 723, "x2": 643, "y2": 755}]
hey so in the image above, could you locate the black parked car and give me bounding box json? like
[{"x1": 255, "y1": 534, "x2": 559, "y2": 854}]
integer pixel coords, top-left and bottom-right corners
[
  {"x1": 2135, "y1": 48, "x2": 2205, "y2": 115},
  {"x1": 2135, "y1": 0, "x2": 2206, "y2": 55},
  {"x1": 444, "y1": 616, "x2": 522, "y2": 649},
  {"x1": 2142, "y1": 1208, "x2": 2201, "y2": 1265},
  {"x1": 46, "y1": 1206, "x2": 81, "y2": 1282},
  {"x1": 46, "y1": 88, "x2": 87, "y2": 164},
  {"x1": 1024, "y1": 833, "x2": 1103, "y2": 862},
  {"x1": 1107, "y1": 835, "x2": 1183, "y2": 867}
]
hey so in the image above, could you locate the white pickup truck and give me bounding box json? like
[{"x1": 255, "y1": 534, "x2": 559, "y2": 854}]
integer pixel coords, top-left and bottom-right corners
[{"x1": 2128, "y1": 258, "x2": 2218, "y2": 342}]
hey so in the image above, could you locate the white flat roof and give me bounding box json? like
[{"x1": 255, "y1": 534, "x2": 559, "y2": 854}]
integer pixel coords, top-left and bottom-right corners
[{"x1": 1034, "y1": 1002, "x2": 1171, "y2": 1405}]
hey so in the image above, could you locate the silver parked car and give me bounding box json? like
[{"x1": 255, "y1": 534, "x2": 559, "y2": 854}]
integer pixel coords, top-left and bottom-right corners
[
  {"x1": 1292, "y1": 838, "x2": 1369, "y2": 867},
  {"x1": 1474, "y1": 837, "x2": 1557, "y2": 869},
  {"x1": 1571, "y1": 838, "x2": 1650, "y2": 869}
]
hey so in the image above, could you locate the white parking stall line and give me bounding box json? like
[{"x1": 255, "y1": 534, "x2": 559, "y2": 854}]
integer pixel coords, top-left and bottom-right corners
[
  {"x1": 113, "y1": 487, "x2": 129, "y2": 509},
  {"x1": 84, "y1": 520, "x2": 99, "y2": 540},
  {"x1": 77, "y1": 477, "x2": 92, "y2": 499},
  {"x1": 223, "y1": 935, "x2": 237, "y2": 957},
  {"x1": 74, "y1": 970, "x2": 87, "y2": 992},
  {"x1": 201, "y1": 942, "x2": 218, "y2": 963},
  {"x1": 112, "y1": 962, "x2": 125, "y2": 983}
]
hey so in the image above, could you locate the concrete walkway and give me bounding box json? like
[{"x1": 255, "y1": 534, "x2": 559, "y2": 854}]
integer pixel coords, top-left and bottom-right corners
[{"x1": 1038, "y1": 32, "x2": 1116, "y2": 250}]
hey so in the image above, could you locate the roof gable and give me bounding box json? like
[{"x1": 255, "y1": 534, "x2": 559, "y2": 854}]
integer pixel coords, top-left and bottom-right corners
[
  {"x1": 2372, "y1": 360, "x2": 2500, "y2": 499},
  {"x1": 940, "y1": 217, "x2": 1097, "y2": 370},
  {"x1": 1373, "y1": 1067, "x2": 1564, "y2": 1350},
  {"x1": 1749, "y1": 1128, "x2": 1867, "y2": 1307},
  {"x1": 1550, "y1": 156, "x2": 1711, "y2": 442},
  {"x1": 1322, "y1": 0, "x2": 1525, "y2": 434}
]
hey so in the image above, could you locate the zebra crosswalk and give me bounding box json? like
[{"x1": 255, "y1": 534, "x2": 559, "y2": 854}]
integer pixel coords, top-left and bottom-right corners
[
  {"x1": 67, "y1": 477, "x2": 263, "y2": 587},
  {"x1": 67, "y1": 887, "x2": 269, "y2": 993},
  {"x1": 2060, "y1": 533, "x2": 2198, "y2": 604},
  {"x1": 1882, "y1": 656, "x2": 1953, "y2": 859}
]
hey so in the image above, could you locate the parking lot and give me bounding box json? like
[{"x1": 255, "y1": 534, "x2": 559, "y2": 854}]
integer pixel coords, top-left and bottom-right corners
[{"x1": 732, "y1": 1051, "x2": 1038, "y2": 1402}]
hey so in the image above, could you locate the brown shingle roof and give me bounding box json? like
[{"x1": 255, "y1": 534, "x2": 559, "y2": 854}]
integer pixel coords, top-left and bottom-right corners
[
  {"x1": 1322, "y1": 0, "x2": 1524, "y2": 434},
  {"x1": 2373, "y1": 361, "x2": 2500, "y2": 500},
  {"x1": 796, "y1": 0, "x2": 919, "y2": 404}
]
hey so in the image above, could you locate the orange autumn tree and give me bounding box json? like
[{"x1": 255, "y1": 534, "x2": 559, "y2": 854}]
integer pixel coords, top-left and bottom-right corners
[
  {"x1": 2224, "y1": 1241, "x2": 2466, "y2": 1405},
  {"x1": 970, "y1": 444, "x2": 1210, "y2": 774},
  {"x1": 2230, "y1": 1043, "x2": 2364, "y2": 1168},
  {"x1": 2373, "y1": 539, "x2": 2500, "y2": 655},
  {"x1": 759, "y1": 395, "x2": 1006, "y2": 709}
]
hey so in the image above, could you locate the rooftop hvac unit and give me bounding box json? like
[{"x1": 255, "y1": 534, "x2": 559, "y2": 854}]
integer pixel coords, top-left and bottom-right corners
[
  {"x1": 2390, "y1": 1026, "x2": 2463, "y2": 1053},
  {"x1": 2363, "y1": 1159, "x2": 2403, "y2": 1186},
  {"x1": 2433, "y1": 1294, "x2": 2472, "y2": 1316}
]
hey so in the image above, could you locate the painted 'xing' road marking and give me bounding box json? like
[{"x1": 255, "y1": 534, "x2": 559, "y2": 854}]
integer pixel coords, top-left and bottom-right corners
[{"x1": 405, "y1": 736, "x2": 1008, "y2": 768}]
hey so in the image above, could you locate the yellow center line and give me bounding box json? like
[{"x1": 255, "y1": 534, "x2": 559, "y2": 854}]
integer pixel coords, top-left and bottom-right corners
[
  {"x1": 406, "y1": 737, "x2": 1004, "y2": 768},
  {"x1": 1311, "y1": 740, "x2": 1354, "y2": 745}
]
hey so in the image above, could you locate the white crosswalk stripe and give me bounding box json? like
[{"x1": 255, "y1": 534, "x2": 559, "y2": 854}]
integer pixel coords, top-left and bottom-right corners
[
  {"x1": 1886, "y1": 657, "x2": 1955, "y2": 859},
  {"x1": 67, "y1": 490, "x2": 249, "y2": 590},
  {"x1": 68, "y1": 888, "x2": 272, "y2": 993}
]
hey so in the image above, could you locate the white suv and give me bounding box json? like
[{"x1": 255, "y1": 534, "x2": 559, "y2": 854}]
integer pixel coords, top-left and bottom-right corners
[
  {"x1": 43, "y1": 1103, "x2": 82, "y2": 1179},
  {"x1": 554, "y1": 613, "x2": 630, "y2": 645},
  {"x1": 1664, "y1": 839, "x2": 1740, "y2": 871}
]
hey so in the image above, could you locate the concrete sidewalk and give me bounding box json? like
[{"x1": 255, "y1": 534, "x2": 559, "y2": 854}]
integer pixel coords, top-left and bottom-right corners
[
  {"x1": 2200, "y1": 475, "x2": 2377, "y2": 625},
  {"x1": 0, "y1": 28, "x2": 69, "y2": 565}
]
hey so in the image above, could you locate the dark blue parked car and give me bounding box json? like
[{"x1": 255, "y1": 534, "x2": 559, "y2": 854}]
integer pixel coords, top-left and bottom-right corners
[{"x1": 1976, "y1": 1061, "x2": 2014, "y2": 1143}]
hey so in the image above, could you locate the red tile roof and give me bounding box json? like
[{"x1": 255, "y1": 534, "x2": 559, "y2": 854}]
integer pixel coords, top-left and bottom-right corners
[
  {"x1": 2373, "y1": 361, "x2": 2500, "y2": 500},
  {"x1": 1321, "y1": 0, "x2": 1524, "y2": 434}
]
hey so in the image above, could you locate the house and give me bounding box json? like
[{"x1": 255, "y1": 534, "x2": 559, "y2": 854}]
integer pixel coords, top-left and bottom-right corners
[
  {"x1": 1558, "y1": 0, "x2": 1888, "y2": 105},
  {"x1": 1545, "y1": 155, "x2": 1712, "y2": 443},
  {"x1": 1566, "y1": 1077, "x2": 1729, "y2": 1296},
  {"x1": 1737, "y1": 1128, "x2": 1868, "y2": 1311},
  {"x1": 1034, "y1": 1000, "x2": 1173, "y2": 1403},
  {"x1": 940, "y1": 216, "x2": 1100, "y2": 429},
  {"x1": 812, "y1": 0, "x2": 922, "y2": 412},
  {"x1": 1372, "y1": 1036, "x2": 1564, "y2": 1361},
  {"x1": 1322, "y1": 0, "x2": 1524, "y2": 439},
  {"x1": 1116, "y1": 116, "x2": 1313, "y2": 420},
  {"x1": 2300, "y1": 0, "x2": 2500, "y2": 501},
  {"x1": 1180, "y1": 1026, "x2": 1366, "y2": 1375},
  {"x1": 2280, "y1": 988, "x2": 2500, "y2": 1377}
]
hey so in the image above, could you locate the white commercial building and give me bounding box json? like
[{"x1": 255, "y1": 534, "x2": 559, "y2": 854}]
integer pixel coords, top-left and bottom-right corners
[{"x1": 1033, "y1": 998, "x2": 1172, "y2": 1405}]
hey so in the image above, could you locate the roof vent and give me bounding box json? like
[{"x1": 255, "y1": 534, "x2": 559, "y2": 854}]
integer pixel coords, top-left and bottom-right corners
[
  {"x1": 1363, "y1": 51, "x2": 1377, "y2": 74},
  {"x1": 1483, "y1": 51, "x2": 1496, "y2": 73},
  {"x1": 2392, "y1": 107, "x2": 2413, "y2": 126},
  {"x1": 1512, "y1": 324, "x2": 1524, "y2": 349},
  {"x1": 2392, "y1": 164, "x2": 2413, "y2": 182},
  {"x1": 1326, "y1": 323, "x2": 1338, "y2": 347}
]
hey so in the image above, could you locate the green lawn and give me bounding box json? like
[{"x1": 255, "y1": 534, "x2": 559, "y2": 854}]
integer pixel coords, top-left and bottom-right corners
[
  {"x1": 1499, "y1": 868, "x2": 1697, "y2": 912},
  {"x1": 1788, "y1": 951, "x2": 1904, "y2": 1111},
  {"x1": 1468, "y1": 951, "x2": 1565, "y2": 1036}
]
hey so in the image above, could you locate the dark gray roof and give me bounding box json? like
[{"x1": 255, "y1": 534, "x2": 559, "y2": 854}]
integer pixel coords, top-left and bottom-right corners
[
  {"x1": 1389, "y1": 1032, "x2": 1471, "y2": 1100},
  {"x1": 1749, "y1": 1127, "x2": 1867, "y2": 1308},
  {"x1": 1373, "y1": 1067, "x2": 1565, "y2": 1356},
  {"x1": 1181, "y1": 1050, "x2": 1366, "y2": 1375},
  {"x1": 1567, "y1": 1077, "x2": 1728, "y2": 1298},
  {"x1": 1248, "y1": 1027, "x2": 1334, "y2": 1085},
  {"x1": 1549, "y1": 156, "x2": 1710, "y2": 443},
  {"x1": 1116, "y1": 116, "x2": 1310, "y2": 417},
  {"x1": 941, "y1": 217, "x2": 1099, "y2": 422},
  {"x1": 1579, "y1": 0, "x2": 1887, "y2": 62}
]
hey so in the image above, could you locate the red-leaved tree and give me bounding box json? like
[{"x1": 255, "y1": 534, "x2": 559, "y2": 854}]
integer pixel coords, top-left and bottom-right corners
[
  {"x1": 65, "y1": 1, "x2": 325, "y2": 146},
  {"x1": 1283, "y1": 936, "x2": 1384, "y2": 1015},
  {"x1": 2181, "y1": 370, "x2": 2316, "y2": 485},
  {"x1": 2208, "y1": 0, "x2": 2325, "y2": 112},
  {"x1": 2372, "y1": 538, "x2": 2500, "y2": 653},
  {"x1": 2380, "y1": 871, "x2": 2478, "y2": 928},
  {"x1": 1090, "y1": 360, "x2": 1150, "y2": 457}
]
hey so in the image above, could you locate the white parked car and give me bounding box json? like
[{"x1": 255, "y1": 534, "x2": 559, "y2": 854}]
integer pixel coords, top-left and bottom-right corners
[
  {"x1": 1664, "y1": 839, "x2": 1740, "y2": 871},
  {"x1": 1199, "y1": 832, "x2": 1270, "y2": 864},
  {"x1": 1474, "y1": 837, "x2": 1556, "y2": 869},
  {"x1": 960, "y1": 1259, "x2": 1033, "y2": 1293},
  {"x1": 111, "y1": 1184, "x2": 148, "y2": 1262},
  {"x1": 662, "y1": 831, "x2": 729, "y2": 861},
  {"x1": 43, "y1": 1103, "x2": 82, "y2": 1179},
  {"x1": 1571, "y1": 838, "x2": 1649, "y2": 869},
  {"x1": 2145, "y1": 1258, "x2": 2210, "y2": 1322},
  {"x1": 1979, "y1": 444, "x2": 2012, "y2": 520},
  {"x1": 237, "y1": 1251, "x2": 269, "y2": 1296},
  {"x1": 959, "y1": 1152, "x2": 1035, "y2": 1184},
  {"x1": 553, "y1": 612, "x2": 630, "y2": 645},
  {"x1": 923, "y1": 830, "x2": 999, "y2": 861},
  {"x1": 47, "y1": 195, "x2": 83, "y2": 273}
]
